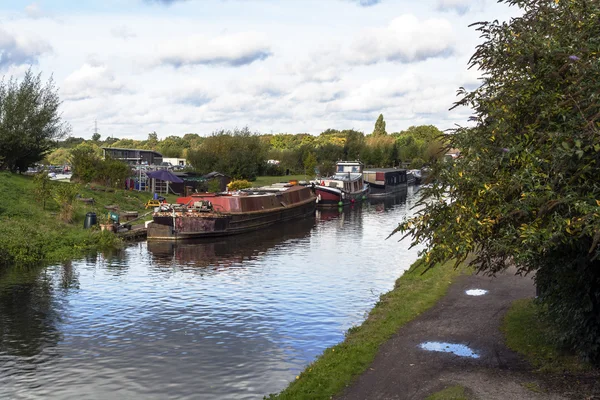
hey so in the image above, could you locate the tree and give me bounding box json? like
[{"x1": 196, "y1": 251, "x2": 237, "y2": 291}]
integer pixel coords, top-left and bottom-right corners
[
  {"x1": 33, "y1": 171, "x2": 52, "y2": 210},
  {"x1": 393, "y1": 0, "x2": 600, "y2": 363},
  {"x1": 91, "y1": 133, "x2": 101, "y2": 141},
  {"x1": 372, "y1": 114, "x2": 387, "y2": 136},
  {"x1": 0, "y1": 69, "x2": 71, "y2": 172},
  {"x1": 303, "y1": 152, "x2": 317, "y2": 176},
  {"x1": 70, "y1": 143, "x2": 101, "y2": 183}
]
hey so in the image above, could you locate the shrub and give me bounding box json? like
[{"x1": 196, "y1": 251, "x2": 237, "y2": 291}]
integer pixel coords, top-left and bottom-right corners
[{"x1": 227, "y1": 179, "x2": 252, "y2": 191}]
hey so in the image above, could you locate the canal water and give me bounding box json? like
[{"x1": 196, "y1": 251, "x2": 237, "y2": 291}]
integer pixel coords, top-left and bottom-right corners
[{"x1": 0, "y1": 187, "x2": 425, "y2": 400}]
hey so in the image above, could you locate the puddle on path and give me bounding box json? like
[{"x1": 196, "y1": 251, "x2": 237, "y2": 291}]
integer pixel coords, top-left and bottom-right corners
[
  {"x1": 465, "y1": 289, "x2": 488, "y2": 296},
  {"x1": 419, "y1": 341, "x2": 480, "y2": 358}
]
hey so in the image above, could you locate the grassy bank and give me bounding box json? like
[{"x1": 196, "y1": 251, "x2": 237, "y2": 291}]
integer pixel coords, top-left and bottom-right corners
[
  {"x1": 502, "y1": 299, "x2": 590, "y2": 373},
  {"x1": 268, "y1": 260, "x2": 466, "y2": 400},
  {"x1": 253, "y1": 174, "x2": 312, "y2": 187},
  {"x1": 0, "y1": 172, "x2": 176, "y2": 269}
]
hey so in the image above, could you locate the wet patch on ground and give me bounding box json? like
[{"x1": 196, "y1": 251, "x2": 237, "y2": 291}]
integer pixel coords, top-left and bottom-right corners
[
  {"x1": 465, "y1": 289, "x2": 488, "y2": 296},
  {"x1": 419, "y1": 341, "x2": 480, "y2": 359}
]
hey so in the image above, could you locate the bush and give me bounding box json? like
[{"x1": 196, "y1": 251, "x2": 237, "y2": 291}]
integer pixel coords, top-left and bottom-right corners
[{"x1": 227, "y1": 180, "x2": 252, "y2": 191}]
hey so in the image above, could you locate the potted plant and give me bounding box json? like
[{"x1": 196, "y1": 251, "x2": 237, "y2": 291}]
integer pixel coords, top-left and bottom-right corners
[{"x1": 99, "y1": 212, "x2": 115, "y2": 232}]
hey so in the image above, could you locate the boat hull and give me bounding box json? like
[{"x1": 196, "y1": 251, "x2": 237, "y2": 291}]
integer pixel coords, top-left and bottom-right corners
[
  {"x1": 315, "y1": 185, "x2": 369, "y2": 208},
  {"x1": 147, "y1": 196, "x2": 316, "y2": 240},
  {"x1": 368, "y1": 182, "x2": 408, "y2": 197}
]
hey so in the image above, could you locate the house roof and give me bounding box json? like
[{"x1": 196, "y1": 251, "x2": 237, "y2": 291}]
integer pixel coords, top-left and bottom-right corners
[
  {"x1": 102, "y1": 147, "x2": 163, "y2": 156},
  {"x1": 203, "y1": 171, "x2": 230, "y2": 179}
]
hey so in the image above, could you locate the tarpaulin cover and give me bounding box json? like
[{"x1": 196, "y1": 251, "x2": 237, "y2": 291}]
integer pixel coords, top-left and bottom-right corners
[{"x1": 146, "y1": 170, "x2": 184, "y2": 183}]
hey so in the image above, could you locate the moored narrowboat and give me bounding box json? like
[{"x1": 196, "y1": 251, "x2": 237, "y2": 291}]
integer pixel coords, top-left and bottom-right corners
[
  {"x1": 363, "y1": 168, "x2": 408, "y2": 197},
  {"x1": 313, "y1": 161, "x2": 369, "y2": 207},
  {"x1": 147, "y1": 185, "x2": 316, "y2": 240}
]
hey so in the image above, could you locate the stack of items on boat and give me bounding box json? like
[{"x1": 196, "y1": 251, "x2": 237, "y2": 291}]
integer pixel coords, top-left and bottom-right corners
[
  {"x1": 312, "y1": 161, "x2": 370, "y2": 207},
  {"x1": 147, "y1": 183, "x2": 316, "y2": 240}
]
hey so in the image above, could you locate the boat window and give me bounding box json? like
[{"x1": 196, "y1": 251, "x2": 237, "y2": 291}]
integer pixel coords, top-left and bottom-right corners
[
  {"x1": 337, "y1": 165, "x2": 344, "y2": 172},
  {"x1": 329, "y1": 182, "x2": 338, "y2": 188},
  {"x1": 352, "y1": 166, "x2": 359, "y2": 172}
]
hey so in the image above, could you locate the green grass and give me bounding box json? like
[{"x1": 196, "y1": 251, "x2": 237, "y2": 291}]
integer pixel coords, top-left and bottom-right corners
[
  {"x1": 0, "y1": 172, "x2": 178, "y2": 269},
  {"x1": 425, "y1": 385, "x2": 469, "y2": 400},
  {"x1": 502, "y1": 298, "x2": 589, "y2": 373},
  {"x1": 267, "y1": 260, "x2": 467, "y2": 400},
  {"x1": 252, "y1": 174, "x2": 313, "y2": 187}
]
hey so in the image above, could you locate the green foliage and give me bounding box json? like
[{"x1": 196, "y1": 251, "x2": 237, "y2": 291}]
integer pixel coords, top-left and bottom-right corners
[
  {"x1": 187, "y1": 127, "x2": 268, "y2": 180},
  {"x1": 70, "y1": 143, "x2": 101, "y2": 183},
  {"x1": 393, "y1": 0, "x2": 600, "y2": 364},
  {"x1": 269, "y1": 260, "x2": 466, "y2": 399},
  {"x1": 207, "y1": 179, "x2": 221, "y2": 193},
  {"x1": 372, "y1": 114, "x2": 387, "y2": 136},
  {"x1": 0, "y1": 69, "x2": 71, "y2": 172},
  {"x1": 52, "y1": 182, "x2": 80, "y2": 223},
  {"x1": 502, "y1": 299, "x2": 589, "y2": 373},
  {"x1": 33, "y1": 170, "x2": 52, "y2": 210},
  {"x1": 97, "y1": 158, "x2": 131, "y2": 189},
  {"x1": 227, "y1": 179, "x2": 252, "y2": 191},
  {"x1": 45, "y1": 148, "x2": 70, "y2": 166},
  {"x1": 303, "y1": 152, "x2": 317, "y2": 176},
  {"x1": 91, "y1": 132, "x2": 101, "y2": 141}
]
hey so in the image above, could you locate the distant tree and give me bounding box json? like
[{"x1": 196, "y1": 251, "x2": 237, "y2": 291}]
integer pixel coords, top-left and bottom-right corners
[
  {"x1": 91, "y1": 133, "x2": 101, "y2": 141},
  {"x1": 0, "y1": 69, "x2": 71, "y2": 172},
  {"x1": 148, "y1": 131, "x2": 158, "y2": 142},
  {"x1": 70, "y1": 144, "x2": 101, "y2": 183},
  {"x1": 46, "y1": 148, "x2": 70, "y2": 166},
  {"x1": 303, "y1": 152, "x2": 317, "y2": 176},
  {"x1": 372, "y1": 114, "x2": 387, "y2": 136}
]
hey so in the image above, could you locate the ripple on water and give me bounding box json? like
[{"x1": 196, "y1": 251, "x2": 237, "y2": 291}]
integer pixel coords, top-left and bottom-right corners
[{"x1": 419, "y1": 341, "x2": 480, "y2": 358}]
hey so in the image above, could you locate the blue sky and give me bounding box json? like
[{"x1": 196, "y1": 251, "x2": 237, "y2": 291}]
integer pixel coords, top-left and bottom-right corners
[{"x1": 0, "y1": 0, "x2": 517, "y2": 139}]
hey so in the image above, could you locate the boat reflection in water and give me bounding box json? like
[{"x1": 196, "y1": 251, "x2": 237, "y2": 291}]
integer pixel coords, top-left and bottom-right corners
[
  {"x1": 147, "y1": 217, "x2": 316, "y2": 269},
  {"x1": 367, "y1": 187, "x2": 410, "y2": 212}
]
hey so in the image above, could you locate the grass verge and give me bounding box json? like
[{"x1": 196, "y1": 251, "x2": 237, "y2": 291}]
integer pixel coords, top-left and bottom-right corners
[
  {"x1": 0, "y1": 172, "x2": 178, "y2": 269},
  {"x1": 425, "y1": 385, "x2": 469, "y2": 400},
  {"x1": 267, "y1": 260, "x2": 467, "y2": 400},
  {"x1": 502, "y1": 298, "x2": 589, "y2": 373},
  {"x1": 252, "y1": 174, "x2": 312, "y2": 187}
]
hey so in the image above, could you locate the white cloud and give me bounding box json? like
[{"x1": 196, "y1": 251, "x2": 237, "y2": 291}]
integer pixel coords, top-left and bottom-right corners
[
  {"x1": 437, "y1": 0, "x2": 476, "y2": 15},
  {"x1": 0, "y1": 27, "x2": 51, "y2": 69},
  {"x1": 62, "y1": 62, "x2": 125, "y2": 101},
  {"x1": 155, "y1": 32, "x2": 272, "y2": 68},
  {"x1": 111, "y1": 25, "x2": 137, "y2": 40},
  {"x1": 347, "y1": 15, "x2": 455, "y2": 65},
  {"x1": 24, "y1": 2, "x2": 45, "y2": 19}
]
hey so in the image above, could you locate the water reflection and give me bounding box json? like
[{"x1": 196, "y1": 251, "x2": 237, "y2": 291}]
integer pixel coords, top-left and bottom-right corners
[
  {"x1": 148, "y1": 217, "x2": 316, "y2": 269},
  {"x1": 0, "y1": 190, "x2": 425, "y2": 399}
]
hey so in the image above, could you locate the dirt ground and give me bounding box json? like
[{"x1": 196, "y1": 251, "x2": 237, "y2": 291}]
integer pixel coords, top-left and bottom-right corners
[{"x1": 337, "y1": 269, "x2": 599, "y2": 400}]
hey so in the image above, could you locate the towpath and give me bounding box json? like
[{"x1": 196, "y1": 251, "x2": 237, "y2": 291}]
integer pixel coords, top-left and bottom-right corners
[{"x1": 338, "y1": 269, "x2": 567, "y2": 400}]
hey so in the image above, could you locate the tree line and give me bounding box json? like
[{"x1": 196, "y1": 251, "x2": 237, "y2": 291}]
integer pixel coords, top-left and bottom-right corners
[{"x1": 45, "y1": 115, "x2": 446, "y2": 180}]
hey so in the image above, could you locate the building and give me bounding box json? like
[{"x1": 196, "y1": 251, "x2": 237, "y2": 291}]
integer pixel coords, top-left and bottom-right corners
[
  {"x1": 203, "y1": 171, "x2": 231, "y2": 192},
  {"x1": 162, "y1": 157, "x2": 187, "y2": 167},
  {"x1": 102, "y1": 147, "x2": 163, "y2": 165}
]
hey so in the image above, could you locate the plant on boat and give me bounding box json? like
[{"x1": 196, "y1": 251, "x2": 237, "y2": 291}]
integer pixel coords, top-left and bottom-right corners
[{"x1": 227, "y1": 180, "x2": 252, "y2": 191}]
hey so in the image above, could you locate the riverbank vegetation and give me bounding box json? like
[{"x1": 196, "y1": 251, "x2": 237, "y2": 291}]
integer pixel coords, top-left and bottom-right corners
[
  {"x1": 394, "y1": 0, "x2": 600, "y2": 365},
  {"x1": 0, "y1": 172, "x2": 174, "y2": 270},
  {"x1": 46, "y1": 119, "x2": 445, "y2": 181},
  {"x1": 268, "y1": 260, "x2": 466, "y2": 400},
  {"x1": 502, "y1": 299, "x2": 590, "y2": 374}
]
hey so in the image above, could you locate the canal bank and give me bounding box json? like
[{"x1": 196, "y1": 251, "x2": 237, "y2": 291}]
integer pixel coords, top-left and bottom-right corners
[
  {"x1": 0, "y1": 172, "x2": 176, "y2": 270},
  {"x1": 274, "y1": 264, "x2": 599, "y2": 400}
]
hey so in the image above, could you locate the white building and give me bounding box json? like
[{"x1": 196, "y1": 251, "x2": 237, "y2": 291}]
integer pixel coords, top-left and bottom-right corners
[{"x1": 162, "y1": 157, "x2": 187, "y2": 167}]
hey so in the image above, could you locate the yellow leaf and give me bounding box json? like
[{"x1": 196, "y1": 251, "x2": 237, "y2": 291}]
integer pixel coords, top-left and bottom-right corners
[{"x1": 596, "y1": 199, "x2": 600, "y2": 207}]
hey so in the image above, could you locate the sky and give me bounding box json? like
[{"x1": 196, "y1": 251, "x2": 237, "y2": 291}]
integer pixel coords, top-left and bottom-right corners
[{"x1": 0, "y1": 0, "x2": 519, "y2": 140}]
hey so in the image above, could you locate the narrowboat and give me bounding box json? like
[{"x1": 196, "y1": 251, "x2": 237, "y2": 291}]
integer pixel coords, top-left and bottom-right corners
[
  {"x1": 147, "y1": 185, "x2": 316, "y2": 240},
  {"x1": 313, "y1": 161, "x2": 369, "y2": 207},
  {"x1": 363, "y1": 168, "x2": 408, "y2": 197}
]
